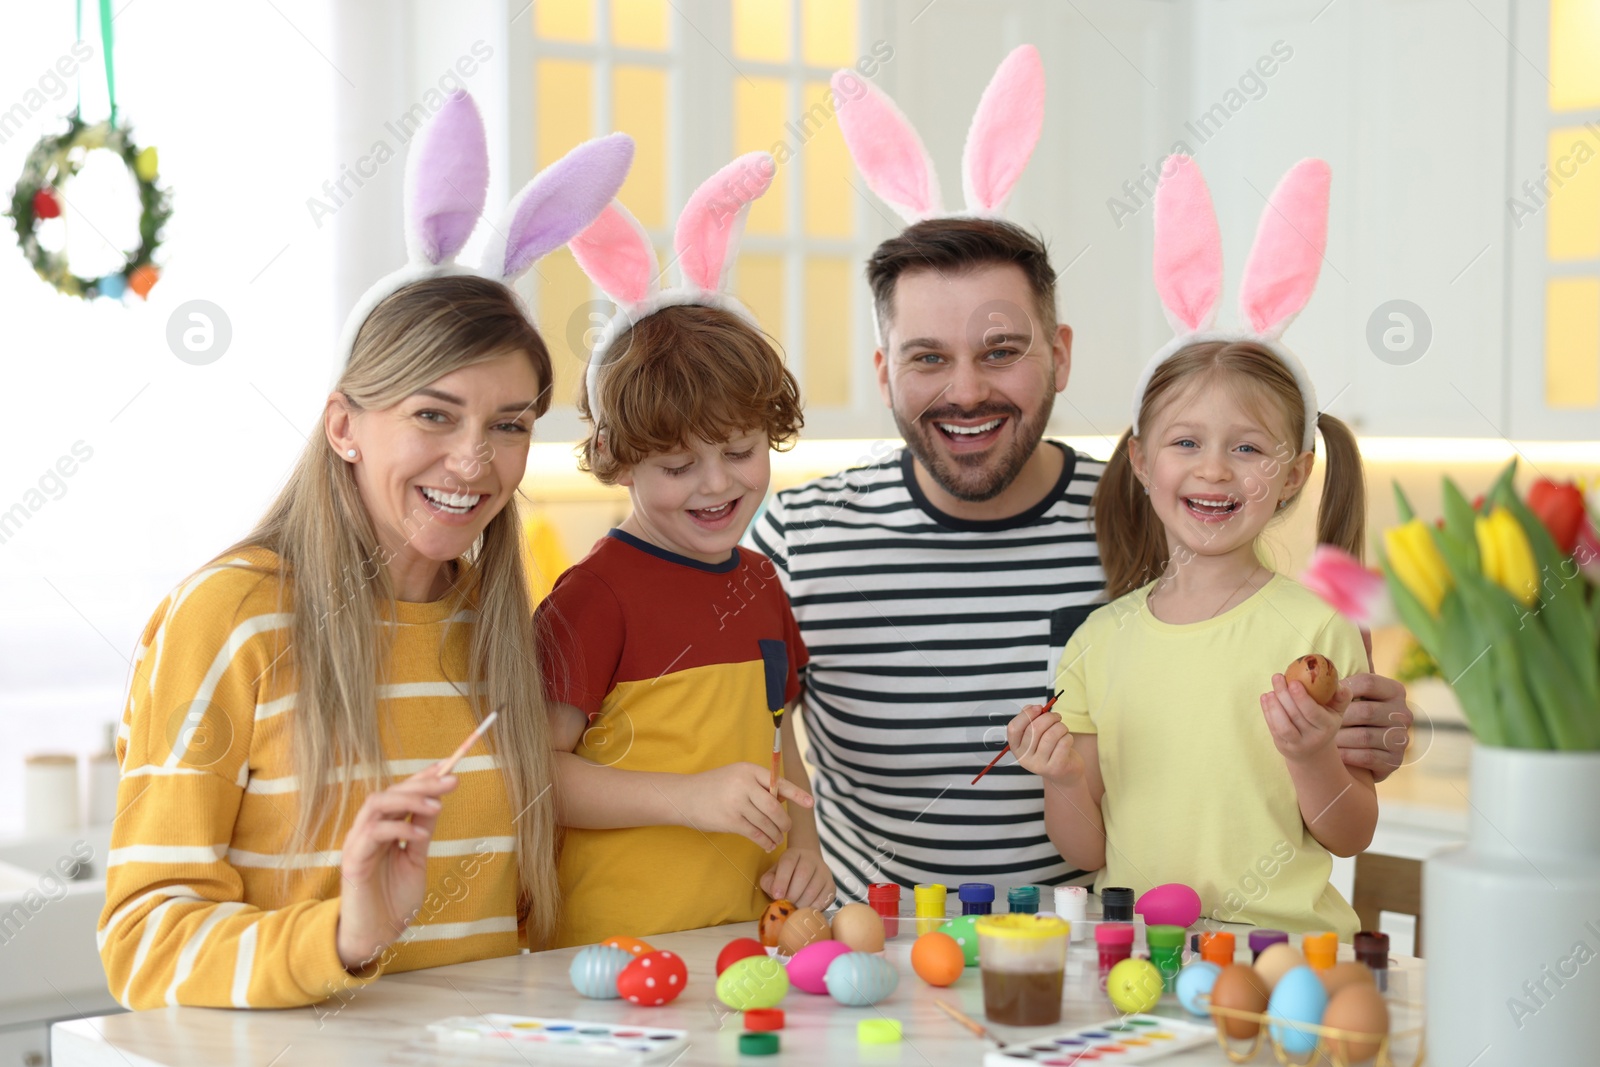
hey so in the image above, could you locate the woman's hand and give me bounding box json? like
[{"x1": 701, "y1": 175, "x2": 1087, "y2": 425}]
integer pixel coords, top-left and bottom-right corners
[
  {"x1": 760, "y1": 846, "x2": 836, "y2": 910},
  {"x1": 681, "y1": 763, "x2": 813, "y2": 853},
  {"x1": 1006, "y1": 704, "x2": 1085, "y2": 784},
  {"x1": 1263, "y1": 674, "x2": 1350, "y2": 764},
  {"x1": 336, "y1": 767, "x2": 459, "y2": 971}
]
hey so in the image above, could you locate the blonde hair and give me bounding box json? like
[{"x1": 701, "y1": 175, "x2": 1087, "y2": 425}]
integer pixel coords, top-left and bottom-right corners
[
  {"x1": 223, "y1": 275, "x2": 562, "y2": 947},
  {"x1": 577, "y1": 303, "x2": 803, "y2": 484},
  {"x1": 1095, "y1": 340, "x2": 1365, "y2": 600}
]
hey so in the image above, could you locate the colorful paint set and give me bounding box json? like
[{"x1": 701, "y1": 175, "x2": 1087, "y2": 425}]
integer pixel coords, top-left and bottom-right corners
[
  {"x1": 428, "y1": 1014, "x2": 690, "y2": 1063},
  {"x1": 981, "y1": 1013, "x2": 1216, "y2": 1064}
]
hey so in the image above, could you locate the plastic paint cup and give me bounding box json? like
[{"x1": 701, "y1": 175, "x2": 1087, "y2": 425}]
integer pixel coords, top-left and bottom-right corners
[
  {"x1": 976, "y1": 914, "x2": 1071, "y2": 1026},
  {"x1": 1095, "y1": 922, "x2": 1135, "y2": 992},
  {"x1": 1199, "y1": 931, "x2": 1236, "y2": 966},
  {"x1": 1146, "y1": 924, "x2": 1186, "y2": 991},
  {"x1": 914, "y1": 883, "x2": 948, "y2": 936},
  {"x1": 867, "y1": 883, "x2": 902, "y2": 939},
  {"x1": 959, "y1": 882, "x2": 996, "y2": 915}
]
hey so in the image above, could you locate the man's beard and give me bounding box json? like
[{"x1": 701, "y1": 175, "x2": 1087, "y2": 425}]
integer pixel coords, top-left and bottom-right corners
[{"x1": 893, "y1": 390, "x2": 1055, "y2": 503}]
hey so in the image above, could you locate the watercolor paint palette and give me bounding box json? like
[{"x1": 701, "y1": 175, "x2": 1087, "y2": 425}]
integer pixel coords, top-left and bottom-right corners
[
  {"x1": 983, "y1": 1013, "x2": 1216, "y2": 1064},
  {"x1": 428, "y1": 1014, "x2": 690, "y2": 1062}
]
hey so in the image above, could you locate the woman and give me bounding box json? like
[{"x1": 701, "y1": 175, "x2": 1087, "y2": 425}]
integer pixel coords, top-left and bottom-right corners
[{"x1": 99, "y1": 277, "x2": 558, "y2": 1009}]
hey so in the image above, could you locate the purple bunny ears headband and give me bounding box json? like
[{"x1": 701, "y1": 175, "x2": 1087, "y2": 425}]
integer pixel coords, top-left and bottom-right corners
[
  {"x1": 830, "y1": 44, "x2": 1045, "y2": 223},
  {"x1": 335, "y1": 90, "x2": 634, "y2": 369},
  {"x1": 569, "y1": 151, "x2": 776, "y2": 419},
  {"x1": 1135, "y1": 154, "x2": 1330, "y2": 453}
]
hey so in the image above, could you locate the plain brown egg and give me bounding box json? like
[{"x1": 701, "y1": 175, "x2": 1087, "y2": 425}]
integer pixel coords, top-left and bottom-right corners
[
  {"x1": 1210, "y1": 963, "x2": 1270, "y2": 1039},
  {"x1": 1321, "y1": 960, "x2": 1377, "y2": 998},
  {"x1": 1323, "y1": 982, "x2": 1390, "y2": 1062},
  {"x1": 829, "y1": 902, "x2": 885, "y2": 953},
  {"x1": 1284, "y1": 654, "x2": 1339, "y2": 705},
  {"x1": 1253, "y1": 942, "x2": 1305, "y2": 993},
  {"x1": 776, "y1": 906, "x2": 832, "y2": 956}
]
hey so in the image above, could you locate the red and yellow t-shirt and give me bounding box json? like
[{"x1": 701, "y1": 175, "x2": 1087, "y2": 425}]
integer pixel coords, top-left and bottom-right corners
[{"x1": 537, "y1": 530, "x2": 807, "y2": 946}]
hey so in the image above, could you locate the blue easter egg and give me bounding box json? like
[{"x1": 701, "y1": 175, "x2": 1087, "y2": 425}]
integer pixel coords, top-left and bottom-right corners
[
  {"x1": 98, "y1": 274, "x2": 127, "y2": 299},
  {"x1": 824, "y1": 951, "x2": 899, "y2": 1006},
  {"x1": 1176, "y1": 960, "x2": 1221, "y2": 1016},
  {"x1": 1267, "y1": 965, "x2": 1328, "y2": 1055},
  {"x1": 569, "y1": 944, "x2": 634, "y2": 999}
]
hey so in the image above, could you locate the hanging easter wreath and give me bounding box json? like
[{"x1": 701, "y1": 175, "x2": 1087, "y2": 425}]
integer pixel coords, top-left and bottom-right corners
[{"x1": 6, "y1": 111, "x2": 170, "y2": 300}]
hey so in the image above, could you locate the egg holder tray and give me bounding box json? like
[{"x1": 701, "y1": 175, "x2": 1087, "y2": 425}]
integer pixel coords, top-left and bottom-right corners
[{"x1": 1199, "y1": 998, "x2": 1426, "y2": 1067}]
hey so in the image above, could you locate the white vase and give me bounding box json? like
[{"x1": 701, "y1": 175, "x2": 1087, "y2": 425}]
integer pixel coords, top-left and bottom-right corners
[{"x1": 1424, "y1": 745, "x2": 1600, "y2": 1066}]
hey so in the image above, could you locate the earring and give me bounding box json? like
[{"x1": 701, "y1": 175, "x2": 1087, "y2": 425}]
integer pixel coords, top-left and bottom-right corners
[
  {"x1": 1276, "y1": 498, "x2": 1288, "y2": 511},
  {"x1": 1142, "y1": 484, "x2": 1150, "y2": 496},
  {"x1": 346, "y1": 448, "x2": 358, "y2": 460}
]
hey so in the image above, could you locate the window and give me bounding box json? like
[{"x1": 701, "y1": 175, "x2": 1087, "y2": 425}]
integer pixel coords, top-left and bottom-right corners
[{"x1": 527, "y1": 0, "x2": 880, "y2": 436}]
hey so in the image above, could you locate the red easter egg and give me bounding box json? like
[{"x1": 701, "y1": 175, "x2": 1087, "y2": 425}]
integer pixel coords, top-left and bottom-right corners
[
  {"x1": 601, "y1": 934, "x2": 654, "y2": 957},
  {"x1": 717, "y1": 937, "x2": 768, "y2": 976},
  {"x1": 32, "y1": 189, "x2": 62, "y2": 219},
  {"x1": 128, "y1": 264, "x2": 160, "y2": 299},
  {"x1": 617, "y1": 949, "x2": 688, "y2": 1007}
]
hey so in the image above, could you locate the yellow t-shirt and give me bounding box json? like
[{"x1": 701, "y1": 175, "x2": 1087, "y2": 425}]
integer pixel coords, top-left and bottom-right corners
[{"x1": 1053, "y1": 573, "x2": 1366, "y2": 938}]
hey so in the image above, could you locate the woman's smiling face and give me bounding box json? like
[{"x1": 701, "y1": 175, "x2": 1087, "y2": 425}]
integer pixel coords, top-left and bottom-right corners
[{"x1": 329, "y1": 349, "x2": 542, "y2": 599}]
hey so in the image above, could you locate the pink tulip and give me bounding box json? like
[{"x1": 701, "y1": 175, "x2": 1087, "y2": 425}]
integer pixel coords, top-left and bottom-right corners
[
  {"x1": 1578, "y1": 512, "x2": 1600, "y2": 586},
  {"x1": 1301, "y1": 544, "x2": 1390, "y2": 625}
]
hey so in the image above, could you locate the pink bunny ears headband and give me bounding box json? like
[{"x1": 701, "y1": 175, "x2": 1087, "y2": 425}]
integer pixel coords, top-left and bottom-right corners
[
  {"x1": 335, "y1": 90, "x2": 634, "y2": 369},
  {"x1": 569, "y1": 151, "x2": 776, "y2": 418},
  {"x1": 830, "y1": 44, "x2": 1045, "y2": 223},
  {"x1": 1135, "y1": 154, "x2": 1331, "y2": 453}
]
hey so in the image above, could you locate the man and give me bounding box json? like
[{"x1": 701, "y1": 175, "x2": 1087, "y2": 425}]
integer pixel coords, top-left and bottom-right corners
[{"x1": 746, "y1": 218, "x2": 1411, "y2": 899}]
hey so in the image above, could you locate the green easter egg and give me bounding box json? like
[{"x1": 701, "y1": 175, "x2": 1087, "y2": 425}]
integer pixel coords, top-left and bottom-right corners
[
  {"x1": 715, "y1": 954, "x2": 790, "y2": 1010},
  {"x1": 938, "y1": 915, "x2": 981, "y2": 967}
]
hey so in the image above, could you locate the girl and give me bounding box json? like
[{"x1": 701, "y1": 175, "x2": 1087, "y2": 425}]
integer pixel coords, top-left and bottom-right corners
[
  {"x1": 98, "y1": 92, "x2": 630, "y2": 1007},
  {"x1": 1007, "y1": 156, "x2": 1374, "y2": 937}
]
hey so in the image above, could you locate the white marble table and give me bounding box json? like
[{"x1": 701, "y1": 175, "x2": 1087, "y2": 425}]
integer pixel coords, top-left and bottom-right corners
[{"x1": 53, "y1": 921, "x2": 1425, "y2": 1066}]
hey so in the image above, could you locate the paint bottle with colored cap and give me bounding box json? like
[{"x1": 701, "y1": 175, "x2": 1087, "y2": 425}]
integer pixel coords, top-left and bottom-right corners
[
  {"x1": 1101, "y1": 886, "x2": 1135, "y2": 922},
  {"x1": 1007, "y1": 886, "x2": 1039, "y2": 914},
  {"x1": 1053, "y1": 886, "x2": 1087, "y2": 940},
  {"x1": 914, "y1": 883, "x2": 947, "y2": 935},
  {"x1": 1355, "y1": 930, "x2": 1390, "y2": 991},
  {"x1": 867, "y1": 883, "x2": 901, "y2": 939},
  {"x1": 1146, "y1": 924, "x2": 1186, "y2": 991},
  {"x1": 959, "y1": 882, "x2": 995, "y2": 915},
  {"x1": 1094, "y1": 922, "x2": 1135, "y2": 991},
  {"x1": 1302, "y1": 930, "x2": 1338, "y2": 971},
  {"x1": 1248, "y1": 928, "x2": 1289, "y2": 962},
  {"x1": 1199, "y1": 931, "x2": 1235, "y2": 966}
]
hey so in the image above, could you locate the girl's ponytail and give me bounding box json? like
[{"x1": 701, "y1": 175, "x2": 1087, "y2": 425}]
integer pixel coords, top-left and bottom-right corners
[
  {"x1": 1094, "y1": 430, "x2": 1170, "y2": 600},
  {"x1": 1314, "y1": 412, "x2": 1366, "y2": 561}
]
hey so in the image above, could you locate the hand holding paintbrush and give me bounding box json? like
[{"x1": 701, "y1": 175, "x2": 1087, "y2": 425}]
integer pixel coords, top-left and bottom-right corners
[{"x1": 971, "y1": 691, "x2": 1061, "y2": 784}]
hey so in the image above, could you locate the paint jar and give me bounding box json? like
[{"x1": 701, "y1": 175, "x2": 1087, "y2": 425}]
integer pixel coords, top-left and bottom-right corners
[
  {"x1": 1101, "y1": 886, "x2": 1135, "y2": 922},
  {"x1": 1249, "y1": 928, "x2": 1289, "y2": 962},
  {"x1": 914, "y1": 884, "x2": 947, "y2": 936},
  {"x1": 1199, "y1": 931, "x2": 1236, "y2": 966},
  {"x1": 1054, "y1": 886, "x2": 1088, "y2": 940},
  {"x1": 976, "y1": 914, "x2": 1070, "y2": 1026},
  {"x1": 1007, "y1": 886, "x2": 1039, "y2": 914},
  {"x1": 1355, "y1": 930, "x2": 1390, "y2": 992},
  {"x1": 1146, "y1": 924, "x2": 1186, "y2": 991},
  {"x1": 1302, "y1": 931, "x2": 1338, "y2": 971},
  {"x1": 867, "y1": 883, "x2": 901, "y2": 939},
  {"x1": 958, "y1": 882, "x2": 995, "y2": 915},
  {"x1": 1094, "y1": 922, "x2": 1135, "y2": 991}
]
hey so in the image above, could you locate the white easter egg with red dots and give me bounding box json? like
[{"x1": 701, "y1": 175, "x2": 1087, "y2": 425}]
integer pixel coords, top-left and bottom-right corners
[{"x1": 617, "y1": 950, "x2": 688, "y2": 1006}]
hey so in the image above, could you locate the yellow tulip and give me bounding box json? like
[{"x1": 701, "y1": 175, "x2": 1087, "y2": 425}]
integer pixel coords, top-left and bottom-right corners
[
  {"x1": 1384, "y1": 519, "x2": 1453, "y2": 615},
  {"x1": 1476, "y1": 507, "x2": 1539, "y2": 607}
]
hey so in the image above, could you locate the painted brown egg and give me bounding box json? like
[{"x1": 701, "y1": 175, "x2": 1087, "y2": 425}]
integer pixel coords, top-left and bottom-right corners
[
  {"x1": 776, "y1": 906, "x2": 832, "y2": 956},
  {"x1": 759, "y1": 899, "x2": 796, "y2": 947},
  {"x1": 1210, "y1": 963, "x2": 1270, "y2": 1039},
  {"x1": 1284, "y1": 654, "x2": 1339, "y2": 705}
]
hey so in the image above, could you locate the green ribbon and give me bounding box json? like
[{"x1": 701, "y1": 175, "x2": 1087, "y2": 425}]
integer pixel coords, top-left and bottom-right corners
[{"x1": 75, "y1": 0, "x2": 118, "y2": 124}]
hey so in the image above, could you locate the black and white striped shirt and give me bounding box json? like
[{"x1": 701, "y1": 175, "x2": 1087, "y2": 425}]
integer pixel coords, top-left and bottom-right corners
[{"x1": 747, "y1": 441, "x2": 1108, "y2": 900}]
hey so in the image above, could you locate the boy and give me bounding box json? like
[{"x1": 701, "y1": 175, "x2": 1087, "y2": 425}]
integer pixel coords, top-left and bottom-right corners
[{"x1": 536, "y1": 304, "x2": 835, "y2": 947}]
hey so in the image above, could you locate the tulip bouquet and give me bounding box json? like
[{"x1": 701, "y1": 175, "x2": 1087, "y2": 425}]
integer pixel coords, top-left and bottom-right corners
[{"x1": 1378, "y1": 463, "x2": 1600, "y2": 750}]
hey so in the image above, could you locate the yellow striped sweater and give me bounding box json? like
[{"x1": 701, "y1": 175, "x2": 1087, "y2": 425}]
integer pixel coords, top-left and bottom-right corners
[{"x1": 99, "y1": 549, "x2": 527, "y2": 1009}]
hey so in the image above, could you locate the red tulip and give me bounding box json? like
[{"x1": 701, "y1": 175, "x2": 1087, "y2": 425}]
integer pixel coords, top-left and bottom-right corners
[
  {"x1": 1527, "y1": 478, "x2": 1586, "y2": 555},
  {"x1": 32, "y1": 188, "x2": 61, "y2": 219}
]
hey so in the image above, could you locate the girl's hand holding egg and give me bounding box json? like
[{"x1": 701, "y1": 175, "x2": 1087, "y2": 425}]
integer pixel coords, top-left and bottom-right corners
[
  {"x1": 1005, "y1": 703, "x2": 1085, "y2": 783},
  {"x1": 1262, "y1": 655, "x2": 1350, "y2": 763}
]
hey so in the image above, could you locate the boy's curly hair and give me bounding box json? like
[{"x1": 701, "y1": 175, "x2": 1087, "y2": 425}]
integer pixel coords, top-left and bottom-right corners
[{"x1": 578, "y1": 303, "x2": 804, "y2": 484}]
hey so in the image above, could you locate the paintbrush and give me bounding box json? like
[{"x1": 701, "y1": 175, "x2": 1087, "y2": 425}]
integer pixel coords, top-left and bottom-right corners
[
  {"x1": 758, "y1": 640, "x2": 788, "y2": 798},
  {"x1": 399, "y1": 710, "x2": 499, "y2": 851},
  {"x1": 970, "y1": 691, "x2": 1062, "y2": 785},
  {"x1": 934, "y1": 999, "x2": 1005, "y2": 1048}
]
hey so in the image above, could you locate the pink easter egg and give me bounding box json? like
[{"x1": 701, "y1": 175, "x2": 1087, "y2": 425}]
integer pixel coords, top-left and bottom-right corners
[
  {"x1": 786, "y1": 939, "x2": 853, "y2": 995},
  {"x1": 1135, "y1": 883, "x2": 1202, "y2": 928}
]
